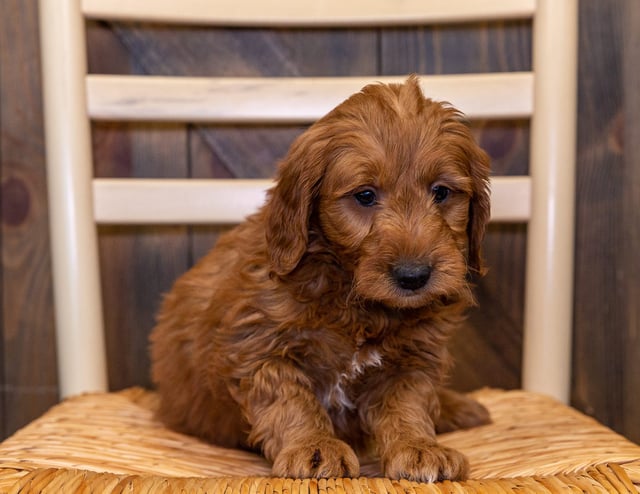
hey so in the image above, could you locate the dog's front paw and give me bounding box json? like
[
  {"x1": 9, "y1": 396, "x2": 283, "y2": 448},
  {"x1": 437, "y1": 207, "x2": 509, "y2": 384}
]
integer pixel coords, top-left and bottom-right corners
[
  {"x1": 272, "y1": 436, "x2": 360, "y2": 478},
  {"x1": 382, "y1": 442, "x2": 469, "y2": 482}
]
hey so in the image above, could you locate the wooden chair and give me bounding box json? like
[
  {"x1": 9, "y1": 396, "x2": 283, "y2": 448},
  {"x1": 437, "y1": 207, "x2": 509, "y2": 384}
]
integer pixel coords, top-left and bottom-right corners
[{"x1": 1, "y1": 0, "x2": 639, "y2": 492}]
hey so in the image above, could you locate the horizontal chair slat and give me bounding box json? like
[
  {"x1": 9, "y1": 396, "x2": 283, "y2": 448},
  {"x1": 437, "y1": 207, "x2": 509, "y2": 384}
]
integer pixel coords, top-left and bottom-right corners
[
  {"x1": 82, "y1": 0, "x2": 535, "y2": 26},
  {"x1": 490, "y1": 176, "x2": 532, "y2": 223},
  {"x1": 93, "y1": 177, "x2": 531, "y2": 224},
  {"x1": 87, "y1": 73, "x2": 533, "y2": 123},
  {"x1": 94, "y1": 179, "x2": 272, "y2": 225}
]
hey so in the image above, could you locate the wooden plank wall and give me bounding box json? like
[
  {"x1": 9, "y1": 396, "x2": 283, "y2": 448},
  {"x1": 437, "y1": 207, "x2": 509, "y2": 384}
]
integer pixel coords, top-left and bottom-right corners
[{"x1": 0, "y1": 0, "x2": 638, "y2": 445}]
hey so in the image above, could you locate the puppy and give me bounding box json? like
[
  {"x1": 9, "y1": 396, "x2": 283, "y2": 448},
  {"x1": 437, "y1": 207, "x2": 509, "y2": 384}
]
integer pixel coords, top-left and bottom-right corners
[{"x1": 150, "y1": 76, "x2": 491, "y2": 482}]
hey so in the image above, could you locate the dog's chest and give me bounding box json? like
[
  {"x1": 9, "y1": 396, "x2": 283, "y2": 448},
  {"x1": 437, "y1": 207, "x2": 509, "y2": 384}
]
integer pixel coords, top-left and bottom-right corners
[{"x1": 321, "y1": 347, "x2": 383, "y2": 411}]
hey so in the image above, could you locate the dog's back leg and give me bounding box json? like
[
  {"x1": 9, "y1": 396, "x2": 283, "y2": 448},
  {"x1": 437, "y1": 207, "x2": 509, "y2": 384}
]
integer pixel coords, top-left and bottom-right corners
[{"x1": 435, "y1": 388, "x2": 491, "y2": 434}]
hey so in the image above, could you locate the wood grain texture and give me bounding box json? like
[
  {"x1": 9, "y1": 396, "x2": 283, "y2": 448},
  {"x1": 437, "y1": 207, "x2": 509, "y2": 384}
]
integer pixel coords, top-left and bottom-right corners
[
  {"x1": 622, "y1": 0, "x2": 640, "y2": 445},
  {"x1": 0, "y1": 0, "x2": 59, "y2": 437},
  {"x1": 571, "y1": 0, "x2": 628, "y2": 437}
]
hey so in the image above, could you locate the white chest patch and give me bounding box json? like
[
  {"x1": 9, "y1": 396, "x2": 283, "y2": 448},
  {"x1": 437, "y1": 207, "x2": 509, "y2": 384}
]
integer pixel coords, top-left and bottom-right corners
[{"x1": 322, "y1": 348, "x2": 383, "y2": 411}]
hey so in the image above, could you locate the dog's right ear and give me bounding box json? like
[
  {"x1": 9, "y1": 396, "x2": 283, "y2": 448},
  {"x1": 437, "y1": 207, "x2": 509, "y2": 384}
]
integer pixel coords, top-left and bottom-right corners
[{"x1": 264, "y1": 127, "x2": 329, "y2": 277}]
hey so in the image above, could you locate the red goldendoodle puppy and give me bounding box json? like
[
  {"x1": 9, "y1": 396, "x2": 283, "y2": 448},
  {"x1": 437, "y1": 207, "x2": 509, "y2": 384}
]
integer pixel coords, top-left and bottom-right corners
[{"x1": 150, "y1": 76, "x2": 491, "y2": 482}]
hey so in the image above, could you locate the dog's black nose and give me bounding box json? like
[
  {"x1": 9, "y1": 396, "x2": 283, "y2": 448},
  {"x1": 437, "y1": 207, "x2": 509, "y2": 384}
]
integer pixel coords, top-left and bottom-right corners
[{"x1": 392, "y1": 264, "x2": 432, "y2": 291}]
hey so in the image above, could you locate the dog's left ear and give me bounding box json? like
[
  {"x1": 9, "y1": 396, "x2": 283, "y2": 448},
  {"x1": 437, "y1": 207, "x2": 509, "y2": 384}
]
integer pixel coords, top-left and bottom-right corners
[
  {"x1": 264, "y1": 126, "x2": 329, "y2": 277},
  {"x1": 467, "y1": 146, "x2": 491, "y2": 276}
]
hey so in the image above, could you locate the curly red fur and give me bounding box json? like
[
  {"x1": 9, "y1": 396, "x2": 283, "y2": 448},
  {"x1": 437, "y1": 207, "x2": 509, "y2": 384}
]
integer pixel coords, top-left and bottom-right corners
[{"x1": 150, "y1": 76, "x2": 491, "y2": 482}]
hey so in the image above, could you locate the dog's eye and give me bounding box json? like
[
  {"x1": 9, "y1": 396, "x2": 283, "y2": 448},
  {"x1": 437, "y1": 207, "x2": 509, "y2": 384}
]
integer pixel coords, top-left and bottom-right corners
[
  {"x1": 354, "y1": 189, "x2": 377, "y2": 207},
  {"x1": 432, "y1": 185, "x2": 451, "y2": 204}
]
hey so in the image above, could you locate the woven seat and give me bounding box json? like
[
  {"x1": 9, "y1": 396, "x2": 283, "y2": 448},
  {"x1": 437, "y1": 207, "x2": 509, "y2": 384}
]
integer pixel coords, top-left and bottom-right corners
[{"x1": 1, "y1": 388, "x2": 639, "y2": 492}]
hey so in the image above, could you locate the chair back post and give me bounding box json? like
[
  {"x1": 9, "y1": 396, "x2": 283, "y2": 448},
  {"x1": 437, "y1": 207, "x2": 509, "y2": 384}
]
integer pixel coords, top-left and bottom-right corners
[
  {"x1": 522, "y1": 0, "x2": 578, "y2": 403},
  {"x1": 39, "y1": 0, "x2": 109, "y2": 397}
]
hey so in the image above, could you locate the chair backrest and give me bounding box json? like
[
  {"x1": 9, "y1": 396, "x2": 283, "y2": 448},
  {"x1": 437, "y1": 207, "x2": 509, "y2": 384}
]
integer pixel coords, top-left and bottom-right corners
[{"x1": 38, "y1": 0, "x2": 577, "y2": 402}]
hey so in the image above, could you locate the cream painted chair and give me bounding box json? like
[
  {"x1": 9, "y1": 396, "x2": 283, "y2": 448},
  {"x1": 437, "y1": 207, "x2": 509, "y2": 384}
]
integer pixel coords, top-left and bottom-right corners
[
  {"x1": 45, "y1": 0, "x2": 570, "y2": 403},
  {"x1": 1, "y1": 0, "x2": 639, "y2": 492}
]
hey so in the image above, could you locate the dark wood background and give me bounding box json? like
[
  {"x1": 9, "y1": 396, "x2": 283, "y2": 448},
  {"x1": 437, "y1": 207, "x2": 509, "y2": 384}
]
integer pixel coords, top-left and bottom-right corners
[{"x1": 1, "y1": 0, "x2": 638, "y2": 444}]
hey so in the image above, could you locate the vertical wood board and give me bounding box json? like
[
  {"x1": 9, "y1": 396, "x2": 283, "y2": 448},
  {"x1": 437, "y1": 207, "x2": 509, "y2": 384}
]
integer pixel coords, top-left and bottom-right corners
[
  {"x1": 571, "y1": 0, "x2": 627, "y2": 434},
  {"x1": 0, "y1": 0, "x2": 58, "y2": 436},
  {"x1": 621, "y1": 0, "x2": 640, "y2": 443}
]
